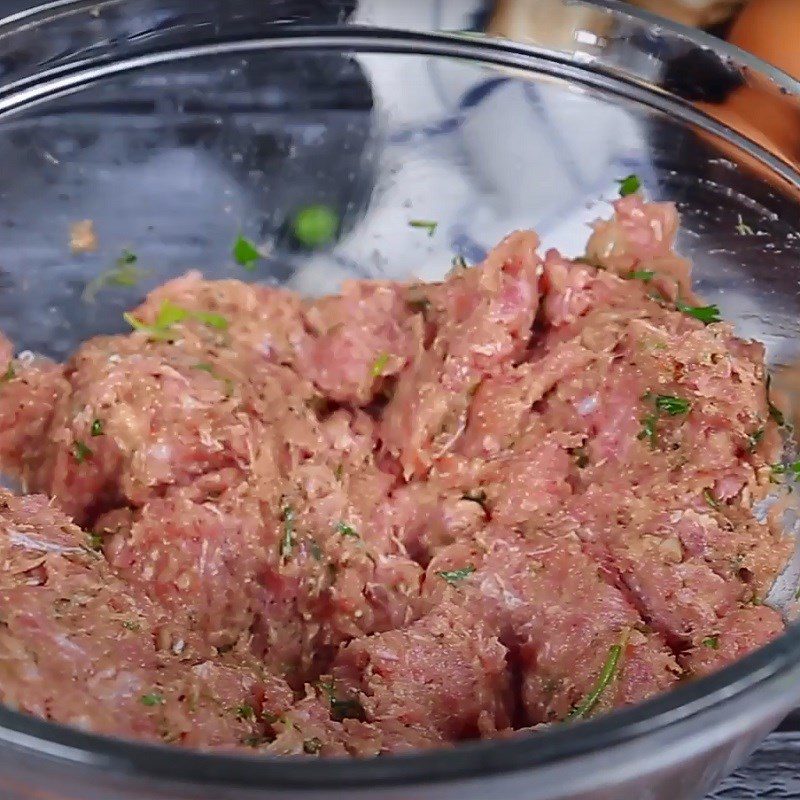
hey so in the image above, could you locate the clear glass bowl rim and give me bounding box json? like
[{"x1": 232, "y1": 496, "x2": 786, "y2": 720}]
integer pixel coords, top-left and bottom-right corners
[{"x1": 0, "y1": 0, "x2": 797, "y2": 790}]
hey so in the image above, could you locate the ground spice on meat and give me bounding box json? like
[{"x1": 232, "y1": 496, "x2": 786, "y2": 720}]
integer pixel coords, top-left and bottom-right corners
[{"x1": 0, "y1": 196, "x2": 791, "y2": 755}]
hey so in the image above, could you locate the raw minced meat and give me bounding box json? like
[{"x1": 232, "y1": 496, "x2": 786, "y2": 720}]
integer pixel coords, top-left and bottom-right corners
[{"x1": 0, "y1": 195, "x2": 791, "y2": 755}]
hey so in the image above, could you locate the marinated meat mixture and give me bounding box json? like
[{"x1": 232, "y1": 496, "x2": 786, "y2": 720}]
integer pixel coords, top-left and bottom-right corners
[{"x1": 0, "y1": 196, "x2": 791, "y2": 755}]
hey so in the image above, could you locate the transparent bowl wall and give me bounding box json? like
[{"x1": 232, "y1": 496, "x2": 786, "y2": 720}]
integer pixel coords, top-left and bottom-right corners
[{"x1": 0, "y1": 1, "x2": 799, "y2": 799}]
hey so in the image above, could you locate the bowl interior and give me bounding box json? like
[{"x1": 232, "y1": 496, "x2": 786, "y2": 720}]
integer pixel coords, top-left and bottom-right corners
[
  {"x1": 0, "y1": 0, "x2": 799, "y2": 791},
  {"x1": 0, "y1": 20, "x2": 797, "y2": 367}
]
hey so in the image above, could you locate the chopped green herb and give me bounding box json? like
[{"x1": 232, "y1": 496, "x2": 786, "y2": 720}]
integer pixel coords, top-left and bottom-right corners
[
  {"x1": 280, "y1": 506, "x2": 295, "y2": 559},
  {"x1": 86, "y1": 531, "x2": 103, "y2": 551},
  {"x1": 315, "y1": 679, "x2": 363, "y2": 721},
  {"x1": 235, "y1": 703, "x2": 256, "y2": 722},
  {"x1": 336, "y1": 521, "x2": 359, "y2": 538},
  {"x1": 567, "y1": 644, "x2": 622, "y2": 720},
  {"x1": 675, "y1": 300, "x2": 721, "y2": 325},
  {"x1": 192, "y1": 362, "x2": 215, "y2": 374},
  {"x1": 303, "y1": 737, "x2": 323, "y2": 754},
  {"x1": 82, "y1": 249, "x2": 149, "y2": 302},
  {"x1": 748, "y1": 427, "x2": 765, "y2": 453},
  {"x1": 409, "y1": 219, "x2": 438, "y2": 237},
  {"x1": 125, "y1": 301, "x2": 227, "y2": 340},
  {"x1": 155, "y1": 301, "x2": 190, "y2": 328},
  {"x1": 122, "y1": 620, "x2": 141, "y2": 632},
  {"x1": 772, "y1": 461, "x2": 800, "y2": 477},
  {"x1": 795, "y1": 583, "x2": 800, "y2": 601},
  {"x1": 72, "y1": 440, "x2": 92, "y2": 463},
  {"x1": 193, "y1": 310, "x2": 229, "y2": 330},
  {"x1": 117, "y1": 248, "x2": 137, "y2": 265},
  {"x1": 451, "y1": 255, "x2": 469, "y2": 269},
  {"x1": 292, "y1": 204, "x2": 339, "y2": 249},
  {"x1": 626, "y1": 270, "x2": 654, "y2": 282},
  {"x1": 309, "y1": 539, "x2": 323, "y2": 561},
  {"x1": 766, "y1": 374, "x2": 785, "y2": 426},
  {"x1": 735, "y1": 214, "x2": 754, "y2": 236},
  {"x1": 334, "y1": 464, "x2": 344, "y2": 481},
  {"x1": 655, "y1": 395, "x2": 691, "y2": 416},
  {"x1": 769, "y1": 401, "x2": 785, "y2": 426},
  {"x1": 141, "y1": 693, "x2": 164, "y2": 707},
  {"x1": 90, "y1": 418, "x2": 104, "y2": 437},
  {"x1": 701, "y1": 635, "x2": 719, "y2": 650},
  {"x1": 232, "y1": 235, "x2": 262, "y2": 269},
  {"x1": 123, "y1": 312, "x2": 173, "y2": 341},
  {"x1": 371, "y1": 352, "x2": 390, "y2": 378},
  {"x1": 0, "y1": 362, "x2": 15, "y2": 382},
  {"x1": 436, "y1": 565, "x2": 476, "y2": 586},
  {"x1": 616, "y1": 174, "x2": 641, "y2": 197},
  {"x1": 638, "y1": 413, "x2": 658, "y2": 448},
  {"x1": 703, "y1": 489, "x2": 719, "y2": 510}
]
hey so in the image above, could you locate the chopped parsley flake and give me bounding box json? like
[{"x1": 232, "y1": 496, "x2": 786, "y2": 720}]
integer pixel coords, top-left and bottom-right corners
[
  {"x1": 655, "y1": 395, "x2": 691, "y2": 416},
  {"x1": 766, "y1": 376, "x2": 785, "y2": 426},
  {"x1": 193, "y1": 310, "x2": 229, "y2": 330},
  {"x1": 83, "y1": 249, "x2": 149, "y2": 302},
  {"x1": 303, "y1": 737, "x2": 323, "y2": 754},
  {"x1": 748, "y1": 427, "x2": 765, "y2": 453},
  {"x1": 626, "y1": 270, "x2": 654, "y2": 282},
  {"x1": 141, "y1": 693, "x2": 164, "y2": 707},
  {"x1": 90, "y1": 418, "x2": 104, "y2": 437},
  {"x1": 155, "y1": 301, "x2": 191, "y2": 328},
  {"x1": 235, "y1": 703, "x2": 256, "y2": 722},
  {"x1": 336, "y1": 521, "x2": 359, "y2": 538},
  {"x1": 292, "y1": 204, "x2": 339, "y2": 248},
  {"x1": 192, "y1": 362, "x2": 214, "y2": 374},
  {"x1": 72, "y1": 440, "x2": 92, "y2": 463},
  {"x1": 409, "y1": 219, "x2": 438, "y2": 237},
  {"x1": 309, "y1": 539, "x2": 323, "y2": 561},
  {"x1": 772, "y1": 461, "x2": 800, "y2": 477},
  {"x1": 638, "y1": 413, "x2": 658, "y2": 448},
  {"x1": 567, "y1": 643, "x2": 622, "y2": 720},
  {"x1": 616, "y1": 174, "x2": 641, "y2": 197},
  {"x1": 280, "y1": 505, "x2": 295, "y2": 558},
  {"x1": 371, "y1": 352, "x2": 390, "y2": 378},
  {"x1": 232, "y1": 235, "x2": 262, "y2": 269},
  {"x1": 703, "y1": 489, "x2": 719, "y2": 510},
  {"x1": 735, "y1": 214, "x2": 754, "y2": 236},
  {"x1": 675, "y1": 300, "x2": 721, "y2": 325},
  {"x1": 1, "y1": 362, "x2": 15, "y2": 382},
  {"x1": 769, "y1": 401, "x2": 785, "y2": 426},
  {"x1": 86, "y1": 531, "x2": 103, "y2": 551},
  {"x1": 436, "y1": 565, "x2": 476, "y2": 585},
  {"x1": 701, "y1": 635, "x2": 719, "y2": 650},
  {"x1": 125, "y1": 300, "x2": 228, "y2": 340},
  {"x1": 122, "y1": 620, "x2": 141, "y2": 632}
]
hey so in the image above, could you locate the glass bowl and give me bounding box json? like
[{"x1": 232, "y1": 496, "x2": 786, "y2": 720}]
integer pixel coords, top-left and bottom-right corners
[{"x1": 0, "y1": 1, "x2": 799, "y2": 798}]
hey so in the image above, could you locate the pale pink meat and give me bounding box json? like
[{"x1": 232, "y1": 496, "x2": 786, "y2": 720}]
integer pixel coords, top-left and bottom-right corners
[{"x1": 0, "y1": 198, "x2": 791, "y2": 756}]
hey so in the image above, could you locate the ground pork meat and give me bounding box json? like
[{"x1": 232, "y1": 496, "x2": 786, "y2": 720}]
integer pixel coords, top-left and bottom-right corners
[
  {"x1": 0, "y1": 196, "x2": 791, "y2": 756},
  {"x1": 332, "y1": 602, "x2": 513, "y2": 741},
  {"x1": 0, "y1": 490, "x2": 295, "y2": 748}
]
